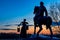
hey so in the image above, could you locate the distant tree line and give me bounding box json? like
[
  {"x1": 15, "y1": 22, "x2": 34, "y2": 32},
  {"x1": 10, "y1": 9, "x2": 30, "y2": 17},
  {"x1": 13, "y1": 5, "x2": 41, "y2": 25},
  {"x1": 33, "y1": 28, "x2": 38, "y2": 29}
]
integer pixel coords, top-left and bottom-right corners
[{"x1": 49, "y1": 2, "x2": 60, "y2": 28}]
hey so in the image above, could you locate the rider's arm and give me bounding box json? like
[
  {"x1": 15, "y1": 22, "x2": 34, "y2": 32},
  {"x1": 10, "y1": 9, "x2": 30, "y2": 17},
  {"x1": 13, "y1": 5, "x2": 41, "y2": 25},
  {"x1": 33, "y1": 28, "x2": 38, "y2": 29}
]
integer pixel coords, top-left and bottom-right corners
[
  {"x1": 44, "y1": 7, "x2": 48, "y2": 16},
  {"x1": 26, "y1": 22, "x2": 28, "y2": 24}
]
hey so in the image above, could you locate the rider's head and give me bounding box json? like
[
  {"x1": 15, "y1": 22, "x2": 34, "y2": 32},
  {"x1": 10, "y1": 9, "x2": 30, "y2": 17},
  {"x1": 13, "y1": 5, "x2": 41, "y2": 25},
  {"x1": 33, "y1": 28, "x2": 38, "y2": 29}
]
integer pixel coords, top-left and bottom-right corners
[
  {"x1": 40, "y1": 1, "x2": 44, "y2": 6},
  {"x1": 24, "y1": 19, "x2": 26, "y2": 22}
]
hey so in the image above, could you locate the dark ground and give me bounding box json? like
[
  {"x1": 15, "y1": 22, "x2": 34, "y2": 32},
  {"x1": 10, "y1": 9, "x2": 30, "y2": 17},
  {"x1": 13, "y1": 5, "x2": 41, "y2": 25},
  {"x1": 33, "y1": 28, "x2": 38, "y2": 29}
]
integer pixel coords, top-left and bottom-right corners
[{"x1": 0, "y1": 33, "x2": 60, "y2": 40}]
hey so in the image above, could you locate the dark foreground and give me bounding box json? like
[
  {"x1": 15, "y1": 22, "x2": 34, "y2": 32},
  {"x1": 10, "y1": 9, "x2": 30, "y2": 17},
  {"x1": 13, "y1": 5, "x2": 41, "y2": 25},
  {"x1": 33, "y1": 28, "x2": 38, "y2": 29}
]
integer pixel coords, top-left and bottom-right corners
[{"x1": 0, "y1": 33, "x2": 60, "y2": 40}]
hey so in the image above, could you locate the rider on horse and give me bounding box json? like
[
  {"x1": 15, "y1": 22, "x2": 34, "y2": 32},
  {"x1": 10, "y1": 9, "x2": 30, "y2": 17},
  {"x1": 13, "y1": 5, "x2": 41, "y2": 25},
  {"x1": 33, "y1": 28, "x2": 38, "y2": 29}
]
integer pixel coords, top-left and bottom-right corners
[
  {"x1": 33, "y1": 2, "x2": 53, "y2": 38},
  {"x1": 34, "y1": 2, "x2": 48, "y2": 28}
]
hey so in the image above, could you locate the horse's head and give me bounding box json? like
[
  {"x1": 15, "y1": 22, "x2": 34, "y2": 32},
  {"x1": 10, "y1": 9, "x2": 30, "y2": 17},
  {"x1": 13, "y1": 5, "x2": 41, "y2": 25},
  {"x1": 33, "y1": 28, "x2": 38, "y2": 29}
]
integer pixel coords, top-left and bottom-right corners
[{"x1": 34, "y1": 6, "x2": 39, "y2": 14}]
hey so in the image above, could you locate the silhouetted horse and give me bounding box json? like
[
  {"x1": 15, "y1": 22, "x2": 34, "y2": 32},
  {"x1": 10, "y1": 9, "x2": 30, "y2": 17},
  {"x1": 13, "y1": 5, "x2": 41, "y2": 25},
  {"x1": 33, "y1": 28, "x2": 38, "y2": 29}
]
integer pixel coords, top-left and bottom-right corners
[
  {"x1": 34, "y1": 16, "x2": 53, "y2": 37},
  {"x1": 33, "y1": 2, "x2": 53, "y2": 38}
]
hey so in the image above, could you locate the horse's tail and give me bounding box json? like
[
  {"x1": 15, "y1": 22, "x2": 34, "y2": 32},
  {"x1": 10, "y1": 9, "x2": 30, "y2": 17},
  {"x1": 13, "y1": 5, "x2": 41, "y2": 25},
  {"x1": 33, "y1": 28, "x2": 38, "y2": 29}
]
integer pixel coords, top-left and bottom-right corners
[{"x1": 47, "y1": 16, "x2": 52, "y2": 25}]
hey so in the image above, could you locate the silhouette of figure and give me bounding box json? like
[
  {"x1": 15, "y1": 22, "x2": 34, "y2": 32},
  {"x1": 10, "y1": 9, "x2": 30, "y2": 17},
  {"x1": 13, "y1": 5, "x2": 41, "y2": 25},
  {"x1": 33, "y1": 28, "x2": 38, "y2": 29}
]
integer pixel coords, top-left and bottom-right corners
[
  {"x1": 18, "y1": 19, "x2": 28, "y2": 38},
  {"x1": 34, "y1": 2, "x2": 48, "y2": 27},
  {"x1": 33, "y1": 2, "x2": 53, "y2": 37},
  {"x1": 34, "y1": 1, "x2": 48, "y2": 34}
]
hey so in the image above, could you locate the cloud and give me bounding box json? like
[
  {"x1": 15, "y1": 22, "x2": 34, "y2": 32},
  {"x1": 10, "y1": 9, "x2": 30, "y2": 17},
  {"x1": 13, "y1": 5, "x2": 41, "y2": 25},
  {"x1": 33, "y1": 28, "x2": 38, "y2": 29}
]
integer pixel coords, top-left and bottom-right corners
[{"x1": 0, "y1": 29, "x2": 16, "y2": 30}]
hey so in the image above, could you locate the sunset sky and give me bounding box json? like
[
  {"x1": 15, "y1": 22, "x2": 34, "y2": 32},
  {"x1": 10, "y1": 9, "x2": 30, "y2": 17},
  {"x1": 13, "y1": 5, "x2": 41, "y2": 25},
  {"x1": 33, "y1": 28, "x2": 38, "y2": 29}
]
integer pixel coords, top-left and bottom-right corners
[
  {"x1": 0, "y1": 0, "x2": 60, "y2": 34},
  {"x1": 0, "y1": 25, "x2": 60, "y2": 35}
]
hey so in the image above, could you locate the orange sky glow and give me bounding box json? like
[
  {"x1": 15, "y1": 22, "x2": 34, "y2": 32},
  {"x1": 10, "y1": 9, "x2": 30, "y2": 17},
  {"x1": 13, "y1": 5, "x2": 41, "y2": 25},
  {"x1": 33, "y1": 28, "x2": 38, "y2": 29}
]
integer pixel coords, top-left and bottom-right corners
[{"x1": 0, "y1": 25, "x2": 60, "y2": 35}]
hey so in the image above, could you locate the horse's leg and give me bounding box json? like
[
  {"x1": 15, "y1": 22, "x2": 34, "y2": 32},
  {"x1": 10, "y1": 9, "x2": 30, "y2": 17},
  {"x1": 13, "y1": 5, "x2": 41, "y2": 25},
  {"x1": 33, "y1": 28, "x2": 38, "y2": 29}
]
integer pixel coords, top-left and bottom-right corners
[
  {"x1": 37, "y1": 25, "x2": 42, "y2": 36},
  {"x1": 49, "y1": 26, "x2": 53, "y2": 38},
  {"x1": 34, "y1": 26, "x2": 36, "y2": 34},
  {"x1": 34, "y1": 22, "x2": 36, "y2": 34},
  {"x1": 46, "y1": 25, "x2": 53, "y2": 38}
]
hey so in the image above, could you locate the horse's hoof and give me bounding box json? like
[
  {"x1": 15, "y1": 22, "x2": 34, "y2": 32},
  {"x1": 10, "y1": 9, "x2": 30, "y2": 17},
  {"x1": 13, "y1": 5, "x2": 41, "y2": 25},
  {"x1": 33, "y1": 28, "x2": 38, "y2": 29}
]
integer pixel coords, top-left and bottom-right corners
[
  {"x1": 34, "y1": 33, "x2": 36, "y2": 34},
  {"x1": 37, "y1": 34, "x2": 39, "y2": 37}
]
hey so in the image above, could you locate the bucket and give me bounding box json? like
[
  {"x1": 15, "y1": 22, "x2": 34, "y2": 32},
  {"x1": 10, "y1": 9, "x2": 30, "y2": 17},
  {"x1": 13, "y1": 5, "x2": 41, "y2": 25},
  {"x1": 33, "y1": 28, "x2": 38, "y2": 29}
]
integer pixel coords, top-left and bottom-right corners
[{"x1": 17, "y1": 27, "x2": 20, "y2": 32}]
